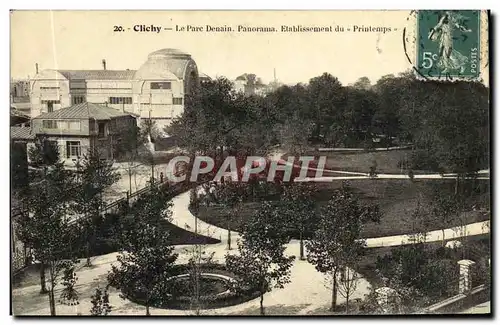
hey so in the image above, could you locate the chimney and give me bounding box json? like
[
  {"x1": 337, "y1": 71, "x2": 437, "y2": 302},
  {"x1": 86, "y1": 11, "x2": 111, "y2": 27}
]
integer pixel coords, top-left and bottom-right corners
[
  {"x1": 35, "y1": 63, "x2": 39, "y2": 74},
  {"x1": 102, "y1": 59, "x2": 107, "y2": 70}
]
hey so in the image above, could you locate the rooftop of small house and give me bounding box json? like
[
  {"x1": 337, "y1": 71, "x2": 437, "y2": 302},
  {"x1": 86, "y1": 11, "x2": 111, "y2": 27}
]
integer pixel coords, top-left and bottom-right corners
[{"x1": 33, "y1": 102, "x2": 134, "y2": 120}]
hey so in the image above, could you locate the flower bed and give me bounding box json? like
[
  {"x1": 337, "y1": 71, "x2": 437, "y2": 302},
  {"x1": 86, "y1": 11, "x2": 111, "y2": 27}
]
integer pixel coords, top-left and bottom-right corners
[{"x1": 122, "y1": 263, "x2": 261, "y2": 310}]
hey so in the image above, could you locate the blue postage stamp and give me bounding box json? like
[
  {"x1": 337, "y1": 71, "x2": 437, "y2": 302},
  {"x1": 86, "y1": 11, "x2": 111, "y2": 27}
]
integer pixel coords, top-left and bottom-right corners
[{"x1": 416, "y1": 10, "x2": 481, "y2": 80}]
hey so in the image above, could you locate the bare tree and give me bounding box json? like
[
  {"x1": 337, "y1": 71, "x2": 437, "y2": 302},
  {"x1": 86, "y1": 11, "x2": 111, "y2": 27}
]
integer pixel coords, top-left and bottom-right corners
[{"x1": 337, "y1": 266, "x2": 360, "y2": 314}]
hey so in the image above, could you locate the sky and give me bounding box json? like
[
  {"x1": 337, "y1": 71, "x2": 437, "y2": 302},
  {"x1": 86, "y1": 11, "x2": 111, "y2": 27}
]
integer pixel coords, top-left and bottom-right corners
[{"x1": 10, "y1": 10, "x2": 489, "y2": 86}]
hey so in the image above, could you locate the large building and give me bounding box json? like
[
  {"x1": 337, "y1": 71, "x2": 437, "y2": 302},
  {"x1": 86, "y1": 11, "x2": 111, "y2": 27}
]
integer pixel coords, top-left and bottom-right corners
[
  {"x1": 12, "y1": 102, "x2": 137, "y2": 165},
  {"x1": 29, "y1": 48, "x2": 199, "y2": 131}
]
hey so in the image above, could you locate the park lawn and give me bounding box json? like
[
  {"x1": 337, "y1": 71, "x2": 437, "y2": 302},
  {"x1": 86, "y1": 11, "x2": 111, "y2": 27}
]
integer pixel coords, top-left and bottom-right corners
[
  {"x1": 195, "y1": 179, "x2": 490, "y2": 239},
  {"x1": 293, "y1": 149, "x2": 422, "y2": 174}
]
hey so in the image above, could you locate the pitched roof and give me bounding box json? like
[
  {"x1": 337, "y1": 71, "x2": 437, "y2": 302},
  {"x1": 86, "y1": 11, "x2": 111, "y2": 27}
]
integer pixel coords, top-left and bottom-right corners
[
  {"x1": 57, "y1": 70, "x2": 136, "y2": 80},
  {"x1": 11, "y1": 126, "x2": 35, "y2": 140},
  {"x1": 34, "y1": 102, "x2": 134, "y2": 120},
  {"x1": 10, "y1": 109, "x2": 30, "y2": 119}
]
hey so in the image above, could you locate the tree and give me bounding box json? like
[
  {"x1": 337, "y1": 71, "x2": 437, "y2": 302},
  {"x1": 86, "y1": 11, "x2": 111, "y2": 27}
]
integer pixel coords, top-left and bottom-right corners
[
  {"x1": 403, "y1": 199, "x2": 433, "y2": 244},
  {"x1": 28, "y1": 136, "x2": 60, "y2": 168},
  {"x1": 17, "y1": 138, "x2": 75, "y2": 297},
  {"x1": 337, "y1": 266, "x2": 360, "y2": 314},
  {"x1": 59, "y1": 266, "x2": 79, "y2": 306},
  {"x1": 306, "y1": 188, "x2": 380, "y2": 311},
  {"x1": 427, "y1": 188, "x2": 460, "y2": 246},
  {"x1": 280, "y1": 182, "x2": 317, "y2": 260},
  {"x1": 108, "y1": 185, "x2": 178, "y2": 316},
  {"x1": 343, "y1": 86, "x2": 378, "y2": 147},
  {"x1": 113, "y1": 121, "x2": 147, "y2": 193},
  {"x1": 90, "y1": 286, "x2": 112, "y2": 316},
  {"x1": 216, "y1": 181, "x2": 246, "y2": 250},
  {"x1": 74, "y1": 147, "x2": 120, "y2": 266},
  {"x1": 183, "y1": 247, "x2": 215, "y2": 314},
  {"x1": 17, "y1": 162, "x2": 78, "y2": 314},
  {"x1": 167, "y1": 77, "x2": 249, "y2": 161},
  {"x1": 352, "y1": 77, "x2": 372, "y2": 90},
  {"x1": 11, "y1": 141, "x2": 29, "y2": 193},
  {"x1": 226, "y1": 202, "x2": 295, "y2": 315},
  {"x1": 307, "y1": 73, "x2": 345, "y2": 145}
]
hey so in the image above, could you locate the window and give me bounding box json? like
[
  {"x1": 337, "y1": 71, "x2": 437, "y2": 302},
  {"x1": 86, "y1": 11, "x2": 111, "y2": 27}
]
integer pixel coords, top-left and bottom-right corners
[
  {"x1": 42, "y1": 120, "x2": 58, "y2": 129},
  {"x1": 173, "y1": 97, "x2": 183, "y2": 105},
  {"x1": 68, "y1": 121, "x2": 81, "y2": 131},
  {"x1": 42, "y1": 120, "x2": 81, "y2": 131},
  {"x1": 40, "y1": 87, "x2": 60, "y2": 90},
  {"x1": 41, "y1": 100, "x2": 61, "y2": 104},
  {"x1": 72, "y1": 96, "x2": 85, "y2": 105},
  {"x1": 66, "y1": 141, "x2": 81, "y2": 158},
  {"x1": 98, "y1": 122, "x2": 106, "y2": 138},
  {"x1": 109, "y1": 97, "x2": 132, "y2": 105},
  {"x1": 150, "y1": 82, "x2": 172, "y2": 90}
]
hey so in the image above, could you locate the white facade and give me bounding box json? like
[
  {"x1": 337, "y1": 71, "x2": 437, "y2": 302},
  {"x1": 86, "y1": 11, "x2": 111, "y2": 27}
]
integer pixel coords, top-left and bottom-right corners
[{"x1": 30, "y1": 49, "x2": 200, "y2": 132}]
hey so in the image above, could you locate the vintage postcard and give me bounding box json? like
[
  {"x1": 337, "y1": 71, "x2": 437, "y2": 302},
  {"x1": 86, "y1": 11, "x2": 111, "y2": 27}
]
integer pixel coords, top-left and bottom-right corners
[{"x1": 10, "y1": 10, "x2": 490, "y2": 316}]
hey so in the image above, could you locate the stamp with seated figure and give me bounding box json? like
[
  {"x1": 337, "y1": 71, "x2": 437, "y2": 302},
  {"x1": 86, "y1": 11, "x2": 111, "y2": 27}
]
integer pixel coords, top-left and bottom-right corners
[{"x1": 415, "y1": 10, "x2": 482, "y2": 81}]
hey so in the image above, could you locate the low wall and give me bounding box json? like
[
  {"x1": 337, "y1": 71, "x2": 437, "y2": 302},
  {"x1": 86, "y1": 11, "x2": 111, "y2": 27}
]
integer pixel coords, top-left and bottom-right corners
[{"x1": 424, "y1": 285, "x2": 490, "y2": 314}]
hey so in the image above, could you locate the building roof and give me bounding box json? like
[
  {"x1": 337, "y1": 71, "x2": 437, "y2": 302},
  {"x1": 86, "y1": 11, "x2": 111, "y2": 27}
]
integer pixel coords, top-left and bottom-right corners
[
  {"x1": 57, "y1": 70, "x2": 136, "y2": 80},
  {"x1": 148, "y1": 48, "x2": 191, "y2": 59},
  {"x1": 135, "y1": 48, "x2": 195, "y2": 80},
  {"x1": 11, "y1": 126, "x2": 35, "y2": 140},
  {"x1": 34, "y1": 102, "x2": 134, "y2": 120},
  {"x1": 10, "y1": 109, "x2": 30, "y2": 119}
]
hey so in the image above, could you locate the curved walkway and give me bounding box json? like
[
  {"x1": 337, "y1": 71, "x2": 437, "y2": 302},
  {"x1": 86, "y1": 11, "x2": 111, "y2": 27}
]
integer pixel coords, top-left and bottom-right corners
[
  {"x1": 167, "y1": 187, "x2": 490, "y2": 315},
  {"x1": 172, "y1": 189, "x2": 490, "y2": 250}
]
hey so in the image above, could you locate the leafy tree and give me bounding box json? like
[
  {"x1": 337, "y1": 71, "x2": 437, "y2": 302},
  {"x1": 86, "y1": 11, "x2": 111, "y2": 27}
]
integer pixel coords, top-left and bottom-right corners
[
  {"x1": 17, "y1": 161, "x2": 78, "y2": 314},
  {"x1": 280, "y1": 182, "x2": 317, "y2": 260},
  {"x1": 11, "y1": 141, "x2": 29, "y2": 192},
  {"x1": 343, "y1": 87, "x2": 378, "y2": 147},
  {"x1": 17, "y1": 140, "x2": 75, "y2": 297},
  {"x1": 74, "y1": 148, "x2": 120, "y2": 266},
  {"x1": 307, "y1": 73, "x2": 345, "y2": 145},
  {"x1": 226, "y1": 202, "x2": 295, "y2": 315},
  {"x1": 426, "y1": 188, "x2": 461, "y2": 246},
  {"x1": 28, "y1": 136, "x2": 60, "y2": 168},
  {"x1": 167, "y1": 77, "x2": 248, "y2": 160},
  {"x1": 306, "y1": 188, "x2": 380, "y2": 311},
  {"x1": 90, "y1": 286, "x2": 112, "y2": 316},
  {"x1": 352, "y1": 77, "x2": 372, "y2": 90},
  {"x1": 140, "y1": 118, "x2": 161, "y2": 143},
  {"x1": 108, "y1": 185, "x2": 178, "y2": 316},
  {"x1": 59, "y1": 266, "x2": 79, "y2": 305}
]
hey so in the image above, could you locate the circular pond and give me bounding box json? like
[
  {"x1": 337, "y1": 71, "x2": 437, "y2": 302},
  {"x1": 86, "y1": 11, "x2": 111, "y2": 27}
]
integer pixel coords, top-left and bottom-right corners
[
  {"x1": 120, "y1": 263, "x2": 261, "y2": 310},
  {"x1": 167, "y1": 273, "x2": 232, "y2": 298}
]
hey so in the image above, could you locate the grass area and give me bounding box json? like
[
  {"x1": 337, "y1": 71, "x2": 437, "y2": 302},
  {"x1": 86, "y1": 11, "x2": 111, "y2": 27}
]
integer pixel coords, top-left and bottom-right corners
[
  {"x1": 196, "y1": 179, "x2": 490, "y2": 239},
  {"x1": 298, "y1": 149, "x2": 416, "y2": 174}
]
